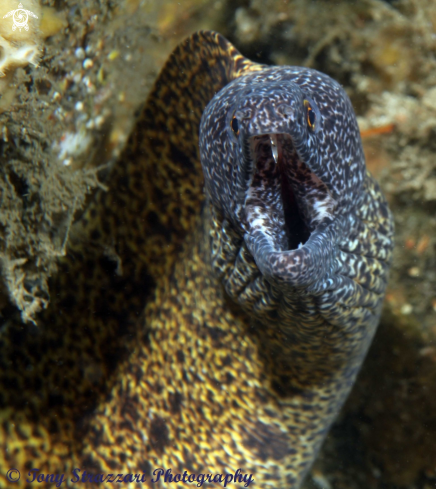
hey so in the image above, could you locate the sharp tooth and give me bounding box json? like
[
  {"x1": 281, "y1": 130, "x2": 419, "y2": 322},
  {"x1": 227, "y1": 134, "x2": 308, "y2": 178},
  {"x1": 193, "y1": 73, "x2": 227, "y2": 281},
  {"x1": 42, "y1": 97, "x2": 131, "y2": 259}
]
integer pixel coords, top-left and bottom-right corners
[{"x1": 270, "y1": 134, "x2": 278, "y2": 164}]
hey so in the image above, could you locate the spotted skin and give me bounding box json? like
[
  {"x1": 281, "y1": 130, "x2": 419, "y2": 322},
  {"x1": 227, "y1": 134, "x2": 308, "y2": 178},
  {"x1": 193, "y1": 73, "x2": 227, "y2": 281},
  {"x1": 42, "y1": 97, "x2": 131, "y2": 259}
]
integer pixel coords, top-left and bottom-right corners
[{"x1": 0, "y1": 31, "x2": 393, "y2": 489}]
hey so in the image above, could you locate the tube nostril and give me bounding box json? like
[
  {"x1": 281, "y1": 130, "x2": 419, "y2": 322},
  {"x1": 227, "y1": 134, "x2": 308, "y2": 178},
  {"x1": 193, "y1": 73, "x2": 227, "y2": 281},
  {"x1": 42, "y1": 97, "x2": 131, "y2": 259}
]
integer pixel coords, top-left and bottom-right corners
[{"x1": 276, "y1": 104, "x2": 294, "y2": 120}]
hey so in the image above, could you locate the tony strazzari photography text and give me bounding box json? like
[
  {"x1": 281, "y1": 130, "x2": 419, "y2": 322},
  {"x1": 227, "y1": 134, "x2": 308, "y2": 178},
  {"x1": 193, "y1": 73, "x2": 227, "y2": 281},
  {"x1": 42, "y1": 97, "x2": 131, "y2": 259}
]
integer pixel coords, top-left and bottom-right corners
[{"x1": 23, "y1": 467, "x2": 255, "y2": 487}]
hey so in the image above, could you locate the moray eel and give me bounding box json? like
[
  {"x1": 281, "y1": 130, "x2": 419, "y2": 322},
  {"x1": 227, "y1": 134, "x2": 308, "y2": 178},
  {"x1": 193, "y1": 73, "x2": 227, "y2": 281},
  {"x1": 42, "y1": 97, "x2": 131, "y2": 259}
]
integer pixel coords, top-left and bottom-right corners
[{"x1": 0, "y1": 32, "x2": 393, "y2": 488}]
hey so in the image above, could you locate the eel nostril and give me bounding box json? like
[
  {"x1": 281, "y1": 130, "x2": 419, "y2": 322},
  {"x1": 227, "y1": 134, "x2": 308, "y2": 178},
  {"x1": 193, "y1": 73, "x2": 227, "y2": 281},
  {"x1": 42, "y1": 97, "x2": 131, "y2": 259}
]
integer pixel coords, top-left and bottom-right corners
[{"x1": 276, "y1": 104, "x2": 294, "y2": 120}]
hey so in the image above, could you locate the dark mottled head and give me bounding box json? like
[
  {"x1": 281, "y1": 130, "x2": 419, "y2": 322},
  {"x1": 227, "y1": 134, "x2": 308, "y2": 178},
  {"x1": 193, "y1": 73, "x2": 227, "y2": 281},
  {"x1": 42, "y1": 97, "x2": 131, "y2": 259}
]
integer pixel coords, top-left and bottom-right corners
[{"x1": 200, "y1": 67, "x2": 366, "y2": 289}]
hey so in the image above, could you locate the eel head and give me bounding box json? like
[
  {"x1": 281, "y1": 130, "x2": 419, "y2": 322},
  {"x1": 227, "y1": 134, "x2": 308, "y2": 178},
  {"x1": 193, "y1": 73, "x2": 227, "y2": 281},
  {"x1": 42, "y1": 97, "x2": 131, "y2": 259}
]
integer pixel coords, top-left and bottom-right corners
[{"x1": 200, "y1": 67, "x2": 372, "y2": 294}]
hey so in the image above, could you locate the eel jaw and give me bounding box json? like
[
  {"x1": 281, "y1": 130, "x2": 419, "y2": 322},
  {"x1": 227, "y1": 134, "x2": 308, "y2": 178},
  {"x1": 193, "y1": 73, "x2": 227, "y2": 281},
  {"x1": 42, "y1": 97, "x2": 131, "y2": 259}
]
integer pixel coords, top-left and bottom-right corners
[{"x1": 243, "y1": 133, "x2": 339, "y2": 288}]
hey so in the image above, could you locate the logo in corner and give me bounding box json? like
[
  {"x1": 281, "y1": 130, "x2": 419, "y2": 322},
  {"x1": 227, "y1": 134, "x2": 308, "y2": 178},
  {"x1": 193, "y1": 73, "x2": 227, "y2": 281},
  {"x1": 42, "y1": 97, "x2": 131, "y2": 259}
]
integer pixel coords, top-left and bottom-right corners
[{"x1": 3, "y1": 3, "x2": 38, "y2": 32}]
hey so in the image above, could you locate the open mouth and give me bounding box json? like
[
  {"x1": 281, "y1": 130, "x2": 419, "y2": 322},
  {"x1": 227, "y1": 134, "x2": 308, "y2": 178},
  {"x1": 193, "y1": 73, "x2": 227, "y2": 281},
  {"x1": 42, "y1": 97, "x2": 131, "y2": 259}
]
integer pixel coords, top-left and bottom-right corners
[{"x1": 244, "y1": 133, "x2": 336, "y2": 253}]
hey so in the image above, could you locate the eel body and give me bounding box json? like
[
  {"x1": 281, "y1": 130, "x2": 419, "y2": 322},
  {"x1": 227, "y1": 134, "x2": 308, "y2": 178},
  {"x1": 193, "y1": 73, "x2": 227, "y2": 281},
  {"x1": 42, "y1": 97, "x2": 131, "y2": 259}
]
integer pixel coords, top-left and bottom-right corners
[{"x1": 0, "y1": 31, "x2": 393, "y2": 488}]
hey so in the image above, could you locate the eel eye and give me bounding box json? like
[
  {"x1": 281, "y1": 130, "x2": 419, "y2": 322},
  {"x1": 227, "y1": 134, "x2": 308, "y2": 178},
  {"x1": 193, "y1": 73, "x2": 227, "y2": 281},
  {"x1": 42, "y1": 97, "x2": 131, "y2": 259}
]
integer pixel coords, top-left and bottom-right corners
[
  {"x1": 304, "y1": 99, "x2": 316, "y2": 130},
  {"x1": 231, "y1": 115, "x2": 240, "y2": 136}
]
